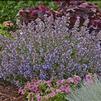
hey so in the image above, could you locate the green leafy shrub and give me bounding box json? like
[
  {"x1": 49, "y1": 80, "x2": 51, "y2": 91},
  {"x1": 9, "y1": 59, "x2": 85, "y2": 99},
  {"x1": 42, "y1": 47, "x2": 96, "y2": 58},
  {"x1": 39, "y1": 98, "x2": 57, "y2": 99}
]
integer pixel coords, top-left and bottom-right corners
[
  {"x1": 0, "y1": 1, "x2": 34, "y2": 23},
  {"x1": 67, "y1": 79, "x2": 101, "y2": 101},
  {"x1": 18, "y1": 75, "x2": 81, "y2": 101},
  {"x1": 48, "y1": 93, "x2": 68, "y2": 101},
  {"x1": 0, "y1": 24, "x2": 12, "y2": 38},
  {"x1": 0, "y1": 0, "x2": 58, "y2": 23}
]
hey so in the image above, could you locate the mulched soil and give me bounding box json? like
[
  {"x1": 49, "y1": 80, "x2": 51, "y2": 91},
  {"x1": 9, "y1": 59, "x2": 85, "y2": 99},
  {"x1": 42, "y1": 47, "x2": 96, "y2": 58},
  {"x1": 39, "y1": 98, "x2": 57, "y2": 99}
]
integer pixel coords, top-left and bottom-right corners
[{"x1": 0, "y1": 80, "x2": 24, "y2": 101}]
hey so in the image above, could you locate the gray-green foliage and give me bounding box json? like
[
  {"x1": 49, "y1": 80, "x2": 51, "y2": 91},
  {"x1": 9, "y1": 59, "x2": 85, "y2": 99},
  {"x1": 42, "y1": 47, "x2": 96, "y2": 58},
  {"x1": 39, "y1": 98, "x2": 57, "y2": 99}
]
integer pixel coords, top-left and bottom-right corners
[{"x1": 67, "y1": 79, "x2": 101, "y2": 101}]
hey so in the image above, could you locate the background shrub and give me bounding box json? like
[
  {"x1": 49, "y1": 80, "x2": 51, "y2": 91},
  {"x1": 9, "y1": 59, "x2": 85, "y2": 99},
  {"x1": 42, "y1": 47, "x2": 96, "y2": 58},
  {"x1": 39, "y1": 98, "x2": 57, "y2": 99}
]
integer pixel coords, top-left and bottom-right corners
[
  {"x1": 0, "y1": 0, "x2": 101, "y2": 24},
  {"x1": 0, "y1": 0, "x2": 58, "y2": 23}
]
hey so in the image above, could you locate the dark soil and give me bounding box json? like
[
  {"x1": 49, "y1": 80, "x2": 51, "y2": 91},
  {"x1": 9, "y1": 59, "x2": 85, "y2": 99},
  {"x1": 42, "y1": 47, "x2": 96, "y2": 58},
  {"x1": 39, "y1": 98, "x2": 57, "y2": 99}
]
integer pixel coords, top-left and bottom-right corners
[{"x1": 0, "y1": 80, "x2": 24, "y2": 101}]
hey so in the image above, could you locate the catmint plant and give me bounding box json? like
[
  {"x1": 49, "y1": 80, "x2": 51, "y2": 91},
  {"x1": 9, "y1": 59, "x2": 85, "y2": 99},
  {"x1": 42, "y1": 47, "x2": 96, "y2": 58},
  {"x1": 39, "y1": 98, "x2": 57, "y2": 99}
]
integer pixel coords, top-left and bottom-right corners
[{"x1": 0, "y1": 0, "x2": 101, "y2": 85}]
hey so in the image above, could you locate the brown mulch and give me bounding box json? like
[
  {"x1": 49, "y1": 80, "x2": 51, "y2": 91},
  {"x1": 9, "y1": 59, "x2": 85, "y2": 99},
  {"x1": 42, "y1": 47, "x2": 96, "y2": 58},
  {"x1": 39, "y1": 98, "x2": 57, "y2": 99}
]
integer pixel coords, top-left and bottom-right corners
[{"x1": 0, "y1": 80, "x2": 25, "y2": 101}]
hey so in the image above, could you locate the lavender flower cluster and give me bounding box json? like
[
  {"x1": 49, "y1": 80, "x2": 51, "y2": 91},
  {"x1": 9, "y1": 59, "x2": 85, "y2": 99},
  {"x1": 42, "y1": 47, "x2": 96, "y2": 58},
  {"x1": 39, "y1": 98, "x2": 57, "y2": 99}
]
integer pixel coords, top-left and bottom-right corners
[{"x1": 0, "y1": 0, "x2": 101, "y2": 84}]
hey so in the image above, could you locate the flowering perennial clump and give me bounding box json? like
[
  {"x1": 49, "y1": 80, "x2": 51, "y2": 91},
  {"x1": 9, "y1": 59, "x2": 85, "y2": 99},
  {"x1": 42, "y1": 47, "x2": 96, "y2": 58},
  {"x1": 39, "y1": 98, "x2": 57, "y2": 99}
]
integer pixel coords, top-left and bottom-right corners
[
  {"x1": 18, "y1": 75, "x2": 81, "y2": 101},
  {"x1": 0, "y1": 0, "x2": 101, "y2": 84},
  {"x1": 18, "y1": 74, "x2": 96, "y2": 101}
]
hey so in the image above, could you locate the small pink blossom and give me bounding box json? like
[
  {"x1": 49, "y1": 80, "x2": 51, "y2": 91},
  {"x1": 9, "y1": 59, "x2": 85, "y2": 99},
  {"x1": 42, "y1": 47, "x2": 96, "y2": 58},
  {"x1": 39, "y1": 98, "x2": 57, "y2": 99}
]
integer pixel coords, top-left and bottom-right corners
[
  {"x1": 85, "y1": 74, "x2": 93, "y2": 81},
  {"x1": 67, "y1": 77, "x2": 74, "y2": 84},
  {"x1": 64, "y1": 85, "x2": 71, "y2": 94},
  {"x1": 55, "y1": 89, "x2": 61, "y2": 93},
  {"x1": 73, "y1": 75, "x2": 81, "y2": 85},
  {"x1": 46, "y1": 80, "x2": 51, "y2": 87},
  {"x1": 25, "y1": 82, "x2": 31, "y2": 89},
  {"x1": 79, "y1": 3, "x2": 88, "y2": 8},
  {"x1": 36, "y1": 95, "x2": 41, "y2": 101},
  {"x1": 48, "y1": 91, "x2": 56, "y2": 98},
  {"x1": 59, "y1": 85, "x2": 71, "y2": 94},
  {"x1": 60, "y1": 86, "x2": 64, "y2": 91},
  {"x1": 30, "y1": 85, "x2": 39, "y2": 93},
  {"x1": 18, "y1": 88, "x2": 26, "y2": 95},
  {"x1": 57, "y1": 79, "x2": 65, "y2": 85},
  {"x1": 84, "y1": 74, "x2": 94, "y2": 85},
  {"x1": 18, "y1": 88, "x2": 22, "y2": 94}
]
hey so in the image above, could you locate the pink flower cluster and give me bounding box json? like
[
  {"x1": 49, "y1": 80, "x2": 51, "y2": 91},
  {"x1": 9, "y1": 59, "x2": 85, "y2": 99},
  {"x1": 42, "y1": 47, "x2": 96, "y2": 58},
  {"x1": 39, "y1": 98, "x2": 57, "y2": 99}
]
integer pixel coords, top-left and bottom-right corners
[
  {"x1": 84, "y1": 73, "x2": 95, "y2": 86},
  {"x1": 18, "y1": 75, "x2": 81, "y2": 101}
]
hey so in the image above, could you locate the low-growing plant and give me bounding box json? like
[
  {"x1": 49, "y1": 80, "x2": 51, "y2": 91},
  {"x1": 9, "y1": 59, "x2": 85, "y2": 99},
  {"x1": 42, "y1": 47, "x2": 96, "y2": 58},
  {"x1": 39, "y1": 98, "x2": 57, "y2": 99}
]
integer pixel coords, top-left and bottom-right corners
[
  {"x1": 67, "y1": 77, "x2": 101, "y2": 101},
  {"x1": 19, "y1": 74, "x2": 97, "y2": 101},
  {"x1": 18, "y1": 75, "x2": 81, "y2": 101},
  {"x1": 48, "y1": 93, "x2": 67, "y2": 101}
]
